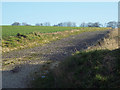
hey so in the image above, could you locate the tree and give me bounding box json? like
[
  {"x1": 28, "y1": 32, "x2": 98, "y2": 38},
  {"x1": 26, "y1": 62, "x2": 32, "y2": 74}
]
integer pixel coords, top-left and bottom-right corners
[
  {"x1": 107, "y1": 21, "x2": 117, "y2": 28},
  {"x1": 44, "y1": 22, "x2": 51, "y2": 26},
  {"x1": 57, "y1": 23, "x2": 64, "y2": 26},
  {"x1": 53, "y1": 24, "x2": 58, "y2": 26},
  {"x1": 12, "y1": 22, "x2": 20, "y2": 26},
  {"x1": 40, "y1": 23, "x2": 43, "y2": 26},
  {"x1": 72, "y1": 22, "x2": 77, "y2": 27},
  {"x1": 82, "y1": 22, "x2": 102, "y2": 27},
  {"x1": 35, "y1": 23, "x2": 40, "y2": 26},
  {"x1": 61, "y1": 22, "x2": 76, "y2": 27},
  {"x1": 87, "y1": 22, "x2": 93, "y2": 27},
  {"x1": 80, "y1": 22, "x2": 86, "y2": 27},
  {"x1": 22, "y1": 22, "x2": 29, "y2": 26},
  {"x1": 92, "y1": 22, "x2": 101, "y2": 27},
  {"x1": 117, "y1": 22, "x2": 120, "y2": 28},
  {"x1": 36, "y1": 23, "x2": 44, "y2": 26},
  {"x1": 67, "y1": 22, "x2": 72, "y2": 27},
  {"x1": 104, "y1": 23, "x2": 107, "y2": 27}
]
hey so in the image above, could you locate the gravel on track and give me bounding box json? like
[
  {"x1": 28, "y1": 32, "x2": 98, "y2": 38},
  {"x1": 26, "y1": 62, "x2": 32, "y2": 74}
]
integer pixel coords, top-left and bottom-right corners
[{"x1": 2, "y1": 29, "x2": 112, "y2": 88}]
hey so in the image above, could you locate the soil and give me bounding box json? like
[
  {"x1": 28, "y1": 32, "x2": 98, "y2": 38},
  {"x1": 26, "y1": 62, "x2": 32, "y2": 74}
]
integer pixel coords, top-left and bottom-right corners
[{"x1": 2, "y1": 29, "x2": 112, "y2": 88}]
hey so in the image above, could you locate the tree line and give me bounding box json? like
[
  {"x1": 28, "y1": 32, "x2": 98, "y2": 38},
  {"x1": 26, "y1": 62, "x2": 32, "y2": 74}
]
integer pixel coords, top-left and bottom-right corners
[{"x1": 12, "y1": 21, "x2": 118, "y2": 28}]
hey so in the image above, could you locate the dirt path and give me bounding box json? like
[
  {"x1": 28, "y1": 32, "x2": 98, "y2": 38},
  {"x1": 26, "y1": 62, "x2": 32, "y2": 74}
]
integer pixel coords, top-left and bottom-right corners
[{"x1": 2, "y1": 29, "x2": 112, "y2": 88}]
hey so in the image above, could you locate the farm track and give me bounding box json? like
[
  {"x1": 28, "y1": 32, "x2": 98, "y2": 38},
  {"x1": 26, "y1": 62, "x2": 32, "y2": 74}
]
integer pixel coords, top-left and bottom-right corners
[{"x1": 2, "y1": 29, "x2": 112, "y2": 88}]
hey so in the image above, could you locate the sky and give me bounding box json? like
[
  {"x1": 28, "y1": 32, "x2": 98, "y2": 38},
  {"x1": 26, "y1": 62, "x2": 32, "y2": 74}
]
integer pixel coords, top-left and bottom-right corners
[{"x1": 2, "y1": 2, "x2": 118, "y2": 26}]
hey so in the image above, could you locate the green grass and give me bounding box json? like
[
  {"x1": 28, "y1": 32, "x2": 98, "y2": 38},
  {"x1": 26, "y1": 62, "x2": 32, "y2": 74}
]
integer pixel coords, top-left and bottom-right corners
[
  {"x1": 2, "y1": 26, "x2": 110, "y2": 39},
  {"x1": 2, "y1": 26, "x2": 111, "y2": 53},
  {"x1": 31, "y1": 49, "x2": 120, "y2": 88}
]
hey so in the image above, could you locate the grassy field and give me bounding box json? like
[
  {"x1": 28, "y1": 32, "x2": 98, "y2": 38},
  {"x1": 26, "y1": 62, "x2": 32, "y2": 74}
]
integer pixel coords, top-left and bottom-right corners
[
  {"x1": 2, "y1": 26, "x2": 111, "y2": 53},
  {"x1": 2, "y1": 26, "x2": 83, "y2": 39},
  {"x1": 2, "y1": 26, "x2": 110, "y2": 39},
  {"x1": 2, "y1": 26, "x2": 92, "y2": 39}
]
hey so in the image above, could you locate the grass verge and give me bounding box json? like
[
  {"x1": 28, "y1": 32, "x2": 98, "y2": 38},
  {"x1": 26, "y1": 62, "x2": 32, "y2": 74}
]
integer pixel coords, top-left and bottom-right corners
[{"x1": 31, "y1": 49, "x2": 120, "y2": 88}]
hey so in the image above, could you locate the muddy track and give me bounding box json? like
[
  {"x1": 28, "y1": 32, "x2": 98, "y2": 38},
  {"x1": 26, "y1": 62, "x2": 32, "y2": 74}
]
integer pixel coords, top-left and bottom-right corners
[{"x1": 2, "y1": 29, "x2": 112, "y2": 88}]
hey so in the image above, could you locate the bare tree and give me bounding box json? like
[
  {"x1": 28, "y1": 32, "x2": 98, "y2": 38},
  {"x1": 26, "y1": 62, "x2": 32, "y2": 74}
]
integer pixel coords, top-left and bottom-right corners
[
  {"x1": 44, "y1": 22, "x2": 51, "y2": 26},
  {"x1": 12, "y1": 22, "x2": 20, "y2": 26},
  {"x1": 87, "y1": 22, "x2": 94, "y2": 27},
  {"x1": 107, "y1": 21, "x2": 117, "y2": 28},
  {"x1": 92, "y1": 22, "x2": 101, "y2": 27},
  {"x1": 35, "y1": 23, "x2": 40, "y2": 26},
  {"x1": 67, "y1": 22, "x2": 72, "y2": 27},
  {"x1": 80, "y1": 22, "x2": 86, "y2": 27},
  {"x1": 72, "y1": 22, "x2": 77, "y2": 27},
  {"x1": 22, "y1": 22, "x2": 29, "y2": 26},
  {"x1": 58, "y1": 23, "x2": 64, "y2": 26}
]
